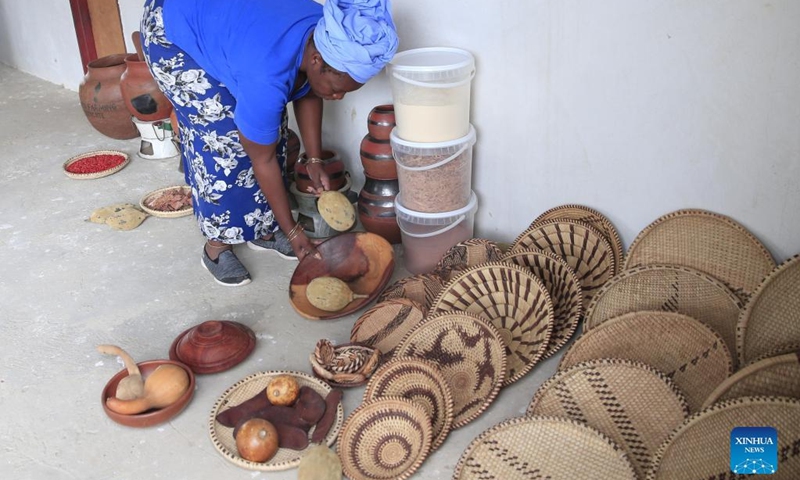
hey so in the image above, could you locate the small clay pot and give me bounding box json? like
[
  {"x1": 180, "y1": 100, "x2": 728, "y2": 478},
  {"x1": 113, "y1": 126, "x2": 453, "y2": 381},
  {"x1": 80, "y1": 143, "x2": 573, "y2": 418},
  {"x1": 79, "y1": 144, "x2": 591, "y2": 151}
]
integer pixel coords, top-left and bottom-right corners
[
  {"x1": 367, "y1": 104, "x2": 396, "y2": 140},
  {"x1": 295, "y1": 150, "x2": 347, "y2": 192},
  {"x1": 357, "y1": 177, "x2": 401, "y2": 244},
  {"x1": 120, "y1": 54, "x2": 173, "y2": 121},
  {"x1": 360, "y1": 135, "x2": 397, "y2": 180}
]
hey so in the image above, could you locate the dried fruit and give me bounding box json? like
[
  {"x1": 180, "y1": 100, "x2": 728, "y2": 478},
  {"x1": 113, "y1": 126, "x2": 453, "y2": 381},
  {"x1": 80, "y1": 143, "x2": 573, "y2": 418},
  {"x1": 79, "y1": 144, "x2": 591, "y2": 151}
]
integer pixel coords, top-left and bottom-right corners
[
  {"x1": 298, "y1": 445, "x2": 342, "y2": 480},
  {"x1": 306, "y1": 277, "x2": 368, "y2": 312},
  {"x1": 317, "y1": 190, "x2": 355, "y2": 231},
  {"x1": 266, "y1": 374, "x2": 300, "y2": 406},
  {"x1": 235, "y1": 418, "x2": 279, "y2": 463}
]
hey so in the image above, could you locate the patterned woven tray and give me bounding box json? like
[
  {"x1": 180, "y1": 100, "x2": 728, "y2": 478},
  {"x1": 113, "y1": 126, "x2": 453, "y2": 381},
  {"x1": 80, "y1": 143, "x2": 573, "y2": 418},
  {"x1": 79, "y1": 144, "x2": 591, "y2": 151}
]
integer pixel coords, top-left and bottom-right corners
[
  {"x1": 453, "y1": 416, "x2": 637, "y2": 480},
  {"x1": 559, "y1": 311, "x2": 733, "y2": 413},
  {"x1": 208, "y1": 370, "x2": 343, "y2": 471},
  {"x1": 139, "y1": 185, "x2": 193, "y2": 218},
  {"x1": 501, "y1": 248, "x2": 583, "y2": 359},
  {"x1": 338, "y1": 396, "x2": 432, "y2": 480},
  {"x1": 648, "y1": 397, "x2": 800, "y2": 479},
  {"x1": 432, "y1": 238, "x2": 505, "y2": 282},
  {"x1": 511, "y1": 219, "x2": 615, "y2": 305},
  {"x1": 584, "y1": 265, "x2": 743, "y2": 367},
  {"x1": 624, "y1": 209, "x2": 776, "y2": 304},
  {"x1": 736, "y1": 254, "x2": 800, "y2": 365},
  {"x1": 395, "y1": 311, "x2": 507, "y2": 429},
  {"x1": 349, "y1": 298, "x2": 426, "y2": 359},
  {"x1": 430, "y1": 262, "x2": 554, "y2": 386},
  {"x1": 702, "y1": 352, "x2": 800, "y2": 409},
  {"x1": 527, "y1": 359, "x2": 690, "y2": 479},
  {"x1": 376, "y1": 273, "x2": 445, "y2": 314},
  {"x1": 363, "y1": 356, "x2": 454, "y2": 451},
  {"x1": 63, "y1": 149, "x2": 130, "y2": 179},
  {"x1": 530, "y1": 204, "x2": 625, "y2": 276}
]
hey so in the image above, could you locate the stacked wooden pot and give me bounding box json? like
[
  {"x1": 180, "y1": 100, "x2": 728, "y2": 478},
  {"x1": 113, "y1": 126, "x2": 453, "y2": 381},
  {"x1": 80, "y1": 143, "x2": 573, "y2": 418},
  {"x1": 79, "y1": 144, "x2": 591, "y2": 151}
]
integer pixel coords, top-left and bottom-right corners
[{"x1": 357, "y1": 105, "x2": 402, "y2": 244}]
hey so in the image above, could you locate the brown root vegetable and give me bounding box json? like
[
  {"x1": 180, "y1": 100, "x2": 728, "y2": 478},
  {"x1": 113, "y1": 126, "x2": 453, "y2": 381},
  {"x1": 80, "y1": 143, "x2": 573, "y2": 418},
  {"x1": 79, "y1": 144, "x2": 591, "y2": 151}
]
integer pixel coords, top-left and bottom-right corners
[
  {"x1": 235, "y1": 418, "x2": 279, "y2": 463},
  {"x1": 310, "y1": 389, "x2": 343, "y2": 444},
  {"x1": 249, "y1": 405, "x2": 311, "y2": 431},
  {"x1": 215, "y1": 388, "x2": 269, "y2": 428},
  {"x1": 306, "y1": 277, "x2": 368, "y2": 312},
  {"x1": 266, "y1": 375, "x2": 300, "y2": 406},
  {"x1": 294, "y1": 386, "x2": 327, "y2": 427}
]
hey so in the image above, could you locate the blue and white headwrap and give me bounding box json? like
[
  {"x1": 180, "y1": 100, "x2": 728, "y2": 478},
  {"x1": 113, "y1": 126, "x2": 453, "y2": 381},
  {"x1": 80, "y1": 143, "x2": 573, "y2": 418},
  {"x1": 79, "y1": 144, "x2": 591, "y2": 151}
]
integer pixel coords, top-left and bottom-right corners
[{"x1": 313, "y1": 0, "x2": 399, "y2": 84}]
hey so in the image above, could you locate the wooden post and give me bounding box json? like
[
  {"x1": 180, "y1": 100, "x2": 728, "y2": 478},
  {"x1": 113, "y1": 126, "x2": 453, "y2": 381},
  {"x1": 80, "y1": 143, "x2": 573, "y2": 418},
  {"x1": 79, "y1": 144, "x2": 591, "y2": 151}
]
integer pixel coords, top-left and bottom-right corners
[{"x1": 70, "y1": 0, "x2": 126, "y2": 72}]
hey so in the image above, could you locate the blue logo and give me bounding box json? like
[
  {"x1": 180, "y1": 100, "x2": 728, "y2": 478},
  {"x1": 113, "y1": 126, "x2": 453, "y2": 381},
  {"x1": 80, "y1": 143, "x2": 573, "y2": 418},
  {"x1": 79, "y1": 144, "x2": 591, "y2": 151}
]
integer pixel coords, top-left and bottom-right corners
[{"x1": 730, "y1": 426, "x2": 778, "y2": 475}]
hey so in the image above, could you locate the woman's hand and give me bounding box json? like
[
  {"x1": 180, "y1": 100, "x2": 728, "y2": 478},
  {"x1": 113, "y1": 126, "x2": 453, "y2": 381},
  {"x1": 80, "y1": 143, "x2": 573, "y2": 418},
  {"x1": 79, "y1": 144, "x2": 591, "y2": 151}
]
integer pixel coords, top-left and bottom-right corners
[
  {"x1": 305, "y1": 161, "x2": 330, "y2": 195},
  {"x1": 290, "y1": 229, "x2": 321, "y2": 261}
]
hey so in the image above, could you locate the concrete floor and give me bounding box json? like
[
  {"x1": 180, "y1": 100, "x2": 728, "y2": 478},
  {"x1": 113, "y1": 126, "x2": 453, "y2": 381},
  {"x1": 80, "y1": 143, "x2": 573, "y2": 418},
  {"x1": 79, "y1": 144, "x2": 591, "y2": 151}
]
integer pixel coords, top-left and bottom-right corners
[{"x1": 0, "y1": 63, "x2": 563, "y2": 479}]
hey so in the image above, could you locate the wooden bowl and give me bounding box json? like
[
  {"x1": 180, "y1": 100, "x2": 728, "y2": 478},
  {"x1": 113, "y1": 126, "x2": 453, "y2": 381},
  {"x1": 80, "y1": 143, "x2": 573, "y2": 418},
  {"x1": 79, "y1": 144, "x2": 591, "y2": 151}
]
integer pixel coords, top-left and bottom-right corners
[
  {"x1": 289, "y1": 232, "x2": 395, "y2": 320},
  {"x1": 101, "y1": 359, "x2": 195, "y2": 428}
]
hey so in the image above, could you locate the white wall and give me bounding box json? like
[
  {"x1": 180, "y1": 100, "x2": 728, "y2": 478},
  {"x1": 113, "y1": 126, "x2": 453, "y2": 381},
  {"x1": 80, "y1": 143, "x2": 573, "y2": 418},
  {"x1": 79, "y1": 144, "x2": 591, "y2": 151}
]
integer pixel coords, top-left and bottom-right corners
[{"x1": 2, "y1": 0, "x2": 798, "y2": 261}]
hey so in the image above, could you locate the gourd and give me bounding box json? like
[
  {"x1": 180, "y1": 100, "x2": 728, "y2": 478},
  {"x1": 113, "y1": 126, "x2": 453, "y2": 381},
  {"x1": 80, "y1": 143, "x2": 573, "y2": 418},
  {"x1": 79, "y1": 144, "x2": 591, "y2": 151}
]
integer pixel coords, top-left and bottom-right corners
[
  {"x1": 317, "y1": 191, "x2": 355, "y2": 231},
  {"x1": 97, "y1": 344, "x2": 144, "y2": 401},
  {"x1": 297, "y1": 444, "x2": 342, "y2": 480},
  {"x1": 306, "y1": 277, "x2": 368, "y2": 312}
]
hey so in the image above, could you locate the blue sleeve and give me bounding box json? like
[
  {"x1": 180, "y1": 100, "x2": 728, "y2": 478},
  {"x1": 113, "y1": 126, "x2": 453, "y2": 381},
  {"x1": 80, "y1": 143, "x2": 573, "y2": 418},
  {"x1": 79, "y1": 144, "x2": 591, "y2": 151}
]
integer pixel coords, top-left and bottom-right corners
[{"x1": 232, "y1": 79, "x2": 286, "y2": 145}]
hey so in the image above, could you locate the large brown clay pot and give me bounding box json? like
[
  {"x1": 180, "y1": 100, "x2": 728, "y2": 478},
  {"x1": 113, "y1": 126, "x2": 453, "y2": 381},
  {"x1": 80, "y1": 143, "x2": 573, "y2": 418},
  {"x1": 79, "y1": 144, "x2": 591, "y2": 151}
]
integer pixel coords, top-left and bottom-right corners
[
  {"x1": 358, "y1": 176, "x2": 401, "y2": 244},
  {"x1": 78, "y1": 53, "x2": 139, "y2": 140},
  {"x1": 120, "y1": 54, "x2": 173, "y2": 121},
  {"x1": 295, "y1": 150, "x2": 347, "y2": 192},
  {"x1": 360, "y1": 134, "x2": 397, "y2": 180}
]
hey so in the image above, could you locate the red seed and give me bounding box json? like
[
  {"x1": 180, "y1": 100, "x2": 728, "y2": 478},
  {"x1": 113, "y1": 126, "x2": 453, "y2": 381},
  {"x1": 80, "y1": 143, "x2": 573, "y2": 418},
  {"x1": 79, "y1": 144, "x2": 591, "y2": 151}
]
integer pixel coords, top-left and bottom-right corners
[{"x1": 66, "y1": 154, "x2": 125, "y2": 174}]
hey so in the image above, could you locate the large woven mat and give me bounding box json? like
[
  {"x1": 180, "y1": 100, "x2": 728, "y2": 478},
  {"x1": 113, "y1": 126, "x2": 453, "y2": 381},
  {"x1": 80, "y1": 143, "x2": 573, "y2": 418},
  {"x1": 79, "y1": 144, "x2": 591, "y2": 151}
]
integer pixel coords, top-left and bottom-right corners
[
  {"x1": 430, "y1": 262, "x2": 554, "y2": 386},
  {"x1": 530, "y1": 204, "x2": 625, "y2": 276},
  {"x1": 737, "y1": 254, "x2": 800, "y2": 365},
  {"x1": 376, "y1": 273, "x2": 444, "y2": 314},
  {"x1": 527, "y1": 359, "x2": 689, "y2": 479},
  {"x1": 349, "y1": 298, "x2": 426, "y2": 359},
  {"x1": 559, "y1": 311, "x2": 733, "y2": 413},
  {"x1": 501, "y1": 248, "x2": 583, "y2": 359},
  {"x1": 702, "y1": 352, "x2": 800, "y2": 409},
  {"x1": 624, "y1": 209, "x2": 776, "y2": 304},
  {"x1": 208, "y1": 370, "x2": 343, "y2": 471},
  {"x1": 511, "y1": 219, "x2": 615, "y2": 305},
  {"x1": 395, "y1": 311, "x2": 507, "y2": 429},
  {"x1": 432, "y1": 238, "x2": 505, "y2": 282},
  {"x1": 338, "y1": 396, "x2": 432, "y2": 480},
  {"x1": 647, "y1": 397, "x2": 800, "y2": 479},
  {"x1": 584, "y1": 265, "x2": 743, "y2": 366},
  {"x1": 453, "y1": 416, "x2": 637, "y2": 480},
  {"x1": 363, "y1": 356, "x2": 454, "y2": 451}
]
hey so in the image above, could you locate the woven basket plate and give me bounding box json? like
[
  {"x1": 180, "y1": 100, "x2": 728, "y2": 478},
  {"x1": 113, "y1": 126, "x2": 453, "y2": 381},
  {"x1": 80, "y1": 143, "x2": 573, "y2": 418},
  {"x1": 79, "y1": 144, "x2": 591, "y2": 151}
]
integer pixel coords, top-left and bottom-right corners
[
  {"x1": 584, "y1": 265, "x2": 743, "y2": 366},
  {"x1": 376, "y1": 273, "x2": 444, "y2": 314},
  {"x1": 208, "y1": 370, "x2": 343, "y2": 471},
  {"x1": 350, "y1": 298, "x2": 426, "y2": 359},
  {"x1": 338, "y1": 396, "x2": 432, "y2": 480},
  {"x1": 559, "y1": 311, "x2": 733, "y2": 413},
  {"x1": 139, "y1": 185, "x2": 193, "y2": 218},
  {"x1": 648, "y1": 397, "x2": 800, "y2": 479},
  {"x1": 737, "y1": 254, "x2": 800, "y2": 365},
  {"x1": 63, "y1": 149, "x2": 130, "y2": 179},
  {"x1": 430, "y1": 262, "x2": 554, "y2": 386},
  {"x1": 624, "y1": 209, "x2": 776, "y2": 304},
  {"x1": 702, "y1": 352, "x2": 800, "y2": 409},
  {"x1": 530, "y1": 204, "x2": 625, "y2": 276},
  {"x1": 432, "y1": 238, "x2": 505, "y2": 282},
  {"x1": 527, "y1": 359, "x2": 690, "y2": 478},
  {"x1": 501, "y1": 249, "x2": 583, "y2": 359},
  {"x1": 511, "y1": 219, "x2": 616, "y2": 305},
  {"x1": 395, "y1": 311, "x2": 507, "y2": 428},
  {"x1": 453, "y1": 415, "x2": 637, "y2": 480},
  {"x1": 363, "y1": 356, "x2": 454, "y2": 451}
]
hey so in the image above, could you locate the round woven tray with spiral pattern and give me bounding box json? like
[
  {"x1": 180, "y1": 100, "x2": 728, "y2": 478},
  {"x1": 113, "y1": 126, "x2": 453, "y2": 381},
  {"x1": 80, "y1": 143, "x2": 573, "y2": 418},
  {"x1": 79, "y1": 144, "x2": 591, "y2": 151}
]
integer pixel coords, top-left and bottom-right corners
[
  {"x1": 350, "y1": 298, "x2": 426, "y2": 359},
  {"x1": 395, "y1": 311, "x2": 507, "y2": 429},
  {"x1": 376, "y1": 273, "x2": 445, "y2": 314},
  {"x1": 584, "y1": 265, "x2": 743, "y2": 366},
  {"x1": 430, "y1": 262, "x2": 554, "y2": 386},
  {"x1": 647, "y1": 396, "x2": 800, "y2": 479},
  {"x1": 511, "y1": 219, "x2": 616, "y2": 305},
  {"x1": 337, "y1": 396, "x2": 432, "y2": 480},
  {"x1": 501, "y1": 248, "x2": 583, "y2": 359},
  {"x1": 432, "y1": 238, "x2": 505, "y2": 282},
  {"x1": 559, "y1": 311, "x2": 734, "y2": 413},
  {"x1": 208, "y1": 370, "x2": 343, "y2": 471},
  {"x1": 624, "y1": 209, "x2": 776, "y2": 304},
  {"x1": 363, "y1": 356, "x2": 454, "y2": 451},
  {"x1": 701, "y1": 352, "x2": 800, "y2": 409},
  {"x1": 453, "y1": 415, "x2": 637, "y2": 480},
  {"x1": 530, "y1": 204, "x2": 625, "y2": 276},
  {"x1": 527, "y1": 358, "x2": 690, "y2": 479},
  {"x1": 736, "y1": 254, "x2": 800, "y2": 365}
]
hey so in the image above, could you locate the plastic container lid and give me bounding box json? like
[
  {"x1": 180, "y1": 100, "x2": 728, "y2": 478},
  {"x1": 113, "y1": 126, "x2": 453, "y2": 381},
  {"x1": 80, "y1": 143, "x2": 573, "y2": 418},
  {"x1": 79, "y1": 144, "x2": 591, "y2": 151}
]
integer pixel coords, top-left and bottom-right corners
[
  {"x1": 388, "y1": 47, "x2": 475, "y2": 85},
  {"x1": 390, "y1": 125, "x2": 476, "y2": 170},
  {"x1": 395, "y1": 191, "x2": 478, "y2": 226}
]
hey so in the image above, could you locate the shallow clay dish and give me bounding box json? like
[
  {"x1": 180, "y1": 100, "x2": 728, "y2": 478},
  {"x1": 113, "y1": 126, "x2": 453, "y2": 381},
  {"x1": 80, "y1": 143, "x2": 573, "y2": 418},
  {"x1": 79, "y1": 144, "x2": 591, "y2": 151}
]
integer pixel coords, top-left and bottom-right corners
[
  {"x1": 169, "y1": 320, "x2": 255, "y2": 374},
  {"x1": 101, "y1": 359, "x2": 195, "y2": 428},
  {"x1": 289, "y1": 232, "x2": 395, "y2": 320}
]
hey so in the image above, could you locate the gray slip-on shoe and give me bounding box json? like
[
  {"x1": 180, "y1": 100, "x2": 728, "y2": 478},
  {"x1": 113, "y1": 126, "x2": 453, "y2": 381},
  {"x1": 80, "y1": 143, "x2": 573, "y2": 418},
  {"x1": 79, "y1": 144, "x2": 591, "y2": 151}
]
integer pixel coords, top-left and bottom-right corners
[
  {"x1": 201, "y1": 248, "x2": 251, "y2": 286},
  {"x1": 246, "y1": 230, "x2": 298, "y2": 260}
]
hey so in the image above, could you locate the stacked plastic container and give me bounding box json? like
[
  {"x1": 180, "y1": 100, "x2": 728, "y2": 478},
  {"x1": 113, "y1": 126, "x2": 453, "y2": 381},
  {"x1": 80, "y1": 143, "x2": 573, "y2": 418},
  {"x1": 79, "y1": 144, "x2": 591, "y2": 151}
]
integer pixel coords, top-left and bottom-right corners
[{"x1": 387, "y1": 48, "x2": 478, "y2": 274}]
